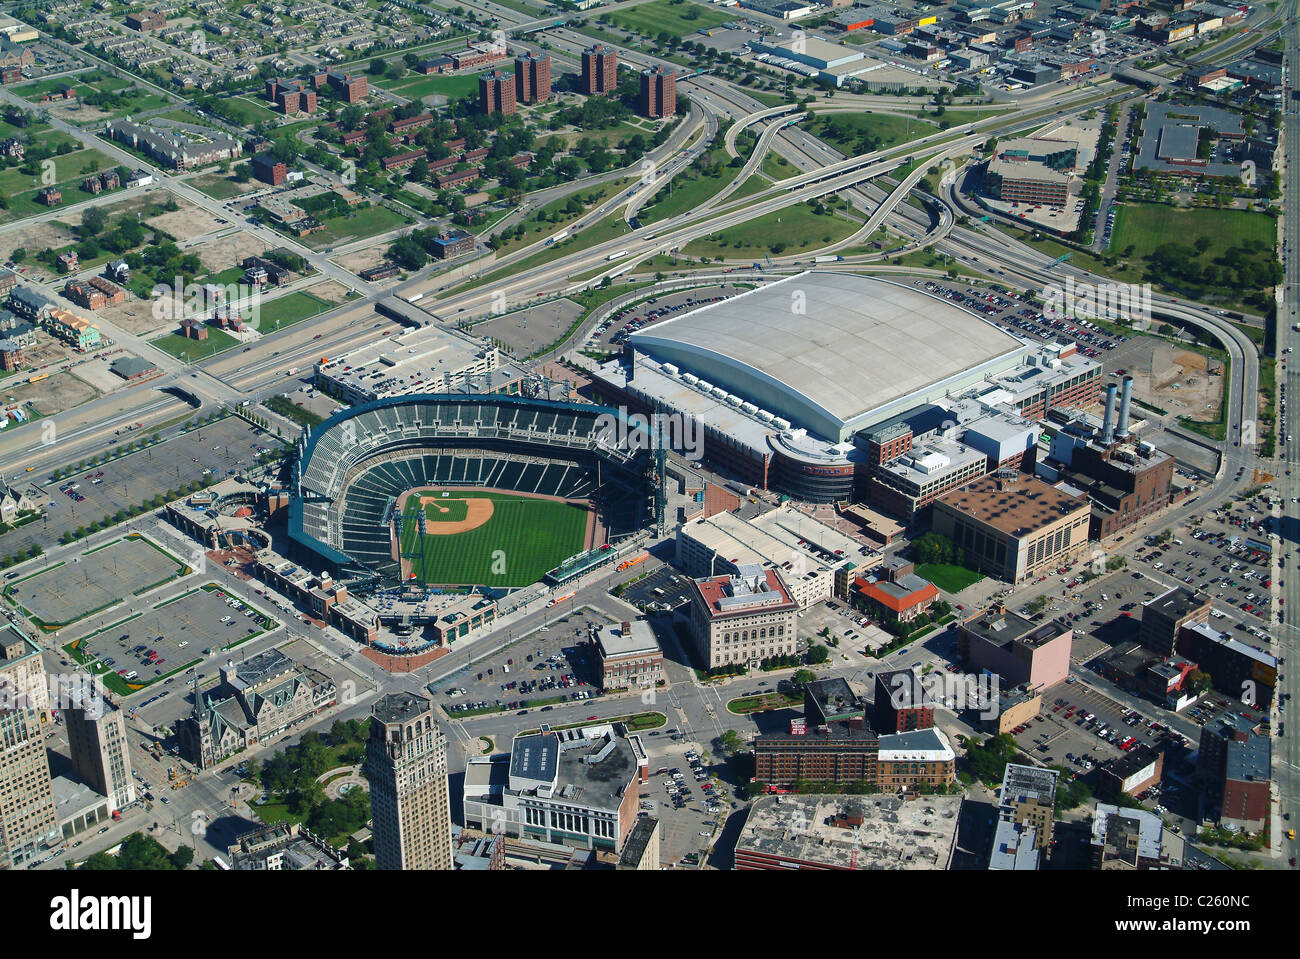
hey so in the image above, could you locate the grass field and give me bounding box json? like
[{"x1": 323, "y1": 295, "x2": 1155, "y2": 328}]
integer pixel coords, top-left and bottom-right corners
[
  {"x1": 0, "y1": 148, "x2": 118, "y2": 223},
  {"x1": 298, "y1": 205, "x2": 411, "y2": 249},
  {"x1": 255, "y1": 290, "x2": 334, "y2": 331},
  {"x1": 1110, "y1": 204, "x2": 1274, "y2": 260},
  {"x1": 398, "y1": 489, "x2": 589, "y2": 587},
  {"x1": 151, "y1": 327, "x2": 240, "y2": 361},
  {"x1": 915, "y1": 563, "x2": 983, "y2": 593},
  {"x1": 383, "y1": 72, "x2": 482, "y2": 102},
  {"x1": 810, "y1": 113, "x2": 939, "y2": 155},
  {"x1": 683, "y1": 203, "x2": 864, "y2": 259},
  {"x1": 605, "y1": 0, "x2": 732, "y2": 38}
]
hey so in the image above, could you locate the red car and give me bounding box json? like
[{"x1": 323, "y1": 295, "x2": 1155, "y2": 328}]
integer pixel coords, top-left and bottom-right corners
[{"x1": 587, "y1": 715, "x2": 597, "y2": 721}]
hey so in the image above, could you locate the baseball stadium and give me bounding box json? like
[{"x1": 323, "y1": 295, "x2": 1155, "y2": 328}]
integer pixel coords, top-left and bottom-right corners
[{"x1": 287, "y1": 395, "x2": 654, "y2": 590}]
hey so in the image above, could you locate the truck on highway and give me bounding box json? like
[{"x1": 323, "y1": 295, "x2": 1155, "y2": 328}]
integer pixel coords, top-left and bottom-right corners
[
  {"x1": 406, "y1": 293, "x2": 424, "y2": 303},
  {"x1": 546, "y1": 231, "x2": 569, "y2": 246},
  {"x1": 814, "y1": 255, "x2": 843, "y2": 263},
  {"x1": 606, "y1": 250, "x2": 629, "y2": 261}
]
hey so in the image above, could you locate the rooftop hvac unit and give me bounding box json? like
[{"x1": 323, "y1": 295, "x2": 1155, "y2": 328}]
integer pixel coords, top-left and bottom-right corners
[
  {"x1": 741, "y1": 402, "x2": 759, "y2": 415},
  {"x1": 682, "y1": 373, "x2": 699, "y2": 385},
  {"x1": 725, "y1": 394, "x2": 743, "y2": 407},
  {"x1": 773, "y1": 417, "x2": 792, "y2": 430},
  {"x1": 756, "y1": 409, "x2": 775, "y2": 422},
  {"x1": 696, "y1": 380, "x2": 713, "y2": 393},
  {"x1": 662, "y1": 364, "x2": 679, "y2": 376},
  {"x1": 710, "y1": 387, "x2": 727, "y2": 399}
]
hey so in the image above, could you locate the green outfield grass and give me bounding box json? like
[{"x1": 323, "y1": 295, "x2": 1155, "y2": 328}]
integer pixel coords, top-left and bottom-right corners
[{"x1": 398, "y1": 489, "x2": 589, "y2": 587}]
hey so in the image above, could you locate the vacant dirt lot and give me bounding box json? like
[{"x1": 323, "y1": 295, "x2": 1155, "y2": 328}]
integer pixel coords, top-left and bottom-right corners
[
  {"x1": 146, "y1": 198, "x2": 225, "y2": 243},
  {"x1": 97, "y1": 298, "x2": 171, "y2": 336},
  {"x1": 2, "y1": 370, "x2": 99, "y2": 417},
  {"x1": 1126, "y1": 339, "x2": 1222, "y2": 419},
  {"x1": 192, "y1": 228, "x2": 270, "y2": 274},
  {"x1": 0, "y1": 221, "x2": 78, "y2": 266},
  {"x1": 334, "y1": 245, "x2": 394, "y2": 280},
  {"x1": 307, "y1": 279, "x2": 354, "y2": 305}
]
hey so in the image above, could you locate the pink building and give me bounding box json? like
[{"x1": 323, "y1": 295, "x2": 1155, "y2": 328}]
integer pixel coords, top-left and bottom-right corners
[{"x1": 957, "y1": 606, "x2": 1073, "y2": 691}]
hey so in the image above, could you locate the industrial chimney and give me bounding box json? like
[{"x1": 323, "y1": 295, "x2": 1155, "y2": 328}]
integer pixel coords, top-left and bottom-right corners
[
  {"x1": 1116, "y1": 376, "x2": 1134, "y2": 440},
  {"x1": 1100, "y1": 383, "x2": 1118, "y2": 446}
]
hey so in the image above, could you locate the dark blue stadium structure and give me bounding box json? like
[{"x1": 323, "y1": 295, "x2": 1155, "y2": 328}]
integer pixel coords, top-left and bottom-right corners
[{"x1": 288, "y1": 394, "x2": 654, "y2": 586}]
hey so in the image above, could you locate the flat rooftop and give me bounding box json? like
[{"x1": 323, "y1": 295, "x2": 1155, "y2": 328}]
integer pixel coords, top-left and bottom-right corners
[
  {"x1": 626, "y1": 272, "x2": 1026, "y2": 441},
  {"x1": 936, "y1": 473, "x2": 1088, "y2": 537},
  {"x1": 595, "y1": 619, "x2": 660, "y2": 658},
  {"x1": 372, "y1": 691, "x2": 430, "y2": 725},
  {"x1": 737, "y1": 794, "x2": 962, "y2": 869},
  {"x1": 1144, "y1": 586, "x2": 1208, "y2": 621}
]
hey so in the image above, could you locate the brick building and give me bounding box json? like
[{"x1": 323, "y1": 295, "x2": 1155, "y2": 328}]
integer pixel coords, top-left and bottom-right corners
[
  {"x1": 514, "y1": 50, "x2": 552, "y2": 103},
  {"x1": 688, "y1": 564, "x2": 798, "y2": 670},
  {"x1": 639, "y1": 66, "x2": 676, "y2": 118},
  {"x1": 581, "y1": 44, "x2": 618, "y2": 94},
  {"x1": 479, "y1": 68, "x2": 516, "y2": 115}
]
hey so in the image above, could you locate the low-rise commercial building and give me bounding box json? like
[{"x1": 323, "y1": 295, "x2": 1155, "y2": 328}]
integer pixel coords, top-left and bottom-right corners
[
  {"x1": 593, "y1": 619, "x2": 663, "y2": 690},
  {"x1": 958, "y1": 606, "x2": 1073, "y2": 690},
  {"x1": 932, "y1": 473, "x2": 1091, "y2": 583},
  {"x1": 735, "y1": 794, "x2": 962, "y2": 870},
  {"x1": 851, "y1": 557, "x2": 938, "y2": 624},
  {"x1": 462, "y1": 724, "x2": 645, "y2": 853}
]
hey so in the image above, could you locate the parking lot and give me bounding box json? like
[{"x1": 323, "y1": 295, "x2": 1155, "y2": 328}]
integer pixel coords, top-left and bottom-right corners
[
  {"x1": 73, "y1": 583, "x2": 279, "y2": 692},
  {"x1": 428, "y1": 607, "x2": 609, "y2": 715},
  {"x1": 620, "y1": 565, "x2": 694, "y2": 615},
  {"x1": 589, "y1": 285, "x2": 742, "y2": 353},
  {"x1": 913, "y1": 277, "x2": 1127, "y2": 362},
  {"x1": 636, "y1": 739, "x2": 729, "y2": 867},
  {"x1": 5, "y1": 533, "x2": 188, "y2": 628},
  {"x1": 0, "y1": 414, "x2": 284, "y2": 560}
]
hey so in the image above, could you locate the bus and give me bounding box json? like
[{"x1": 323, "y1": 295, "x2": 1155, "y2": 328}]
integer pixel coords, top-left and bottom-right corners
[{"x1": 212, "y1": 856, "x2": 230, "y2": 870}]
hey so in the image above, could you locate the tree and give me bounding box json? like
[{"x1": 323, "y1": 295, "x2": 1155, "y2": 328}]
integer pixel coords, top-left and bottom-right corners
[{"x1": 805, "y1": 645, "x2": 829, "y2": 665}]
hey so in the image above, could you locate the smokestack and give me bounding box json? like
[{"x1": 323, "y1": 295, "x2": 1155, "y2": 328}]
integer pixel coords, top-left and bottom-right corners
[
  {"x1": 1100, "y1": 383, "x2": 1118, "y2": 446},
  {"x1": 1116, "y1": 376, "x2": 1134, "y2": 439}
]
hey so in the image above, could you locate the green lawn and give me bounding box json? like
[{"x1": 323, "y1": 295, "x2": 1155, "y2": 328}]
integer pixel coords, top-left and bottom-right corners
[
  {"x1": 683, "y1": 203, "x2": 864, "y2": 259},
  {"x1": 762, "y1": 151, "x2": 799, "y2": 181},
  {"x1": 213, "y1": 96, "x2": 280, "y2": 125},
  {"x1": 254, "y1": 291, "x2": 334, "y2": 331},
  {"x1": 1110, "y1": 203, "x2": 1275, "y2": 260},
  {"x1": 0, "y1": 148, "x2": 119, "y2": 224},
  {"x1": 605, "y1": 0, "x2": 732, "y2": 38},
  {"x1": 189, "y1": 172, "x2": 257, "y2": 199},
  {"x1": 915, "y1": 563, "x2": 984, "y2": 593},
  {"x1": 384, "y1": 73, "x2": 482, "y2": 102},
  {"x1": 398, "y1": 489, "x2": 589, "y2": 587},
  {"x1": 151, "y1": 327, "x2": 241, "y2": 361},
  {"x1": 298, "y1": 205, "x2": 410, "y2": 249},
  {"x1": 809, "y1": 113, "x2": 939, "y2": 155}
]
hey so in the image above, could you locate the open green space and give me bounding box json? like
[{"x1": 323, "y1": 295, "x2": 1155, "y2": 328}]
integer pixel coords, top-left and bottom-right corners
[
  {"x1": 1108, "y1": 203, "x2": 1278, "y2": 312},
  {"x1": 298, "y1": 205, "x2": 410, "y2": 249},
  {"x1": 915, "y1": 563, "x2": 984, "y2": 593},
  {"x1": 189, "y1": 171, "x2": 258, "y2": 199},
  {"x1": 255, "y1": 290, "x2": 334, "y2": 331},
  {"x1": 399, "y1": 489, "x2": 589, "y2": 587},
  {"x1": 682, "y1": 202, "x2": 864, "y2": 259},
  {"x1": 0, "y1": 148, "x2": 118, "y2": 222},
  {"x1": 150, "y1": 327, "x2": 241, "y2": 361},
  {"x1": 604, "y1": 0, "x2": 732, "y2": 38},
  {"x1": 809, "y1": 112, "x2": 939, "y2": 155},
  {"x1": 381, "y1": 72, "x2": 482, "y2": 102}
]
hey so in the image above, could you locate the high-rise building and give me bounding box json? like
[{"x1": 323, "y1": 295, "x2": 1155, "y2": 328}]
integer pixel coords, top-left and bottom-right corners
[
  {"x1": 582, "y1": 44, "x2": 618, "y2": 95},
  {"x1": 64, "y1": 686, "x2": 136, "y2": 813},
  {"x1": 479, "y1": 68, "x2": 517, "y2": 116},
  {"x1": 514, "y1": 50, "x2": 552, "y2": 103},
  {"x1": 0, "y1": 630, "x2": 60, "y2": 868},
  {"x1": 365, "y1": 692, "x2": 453, "y2": 870},
  {"x1": 639, "y1": 66, "x2": 676, "y2": 118}
]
